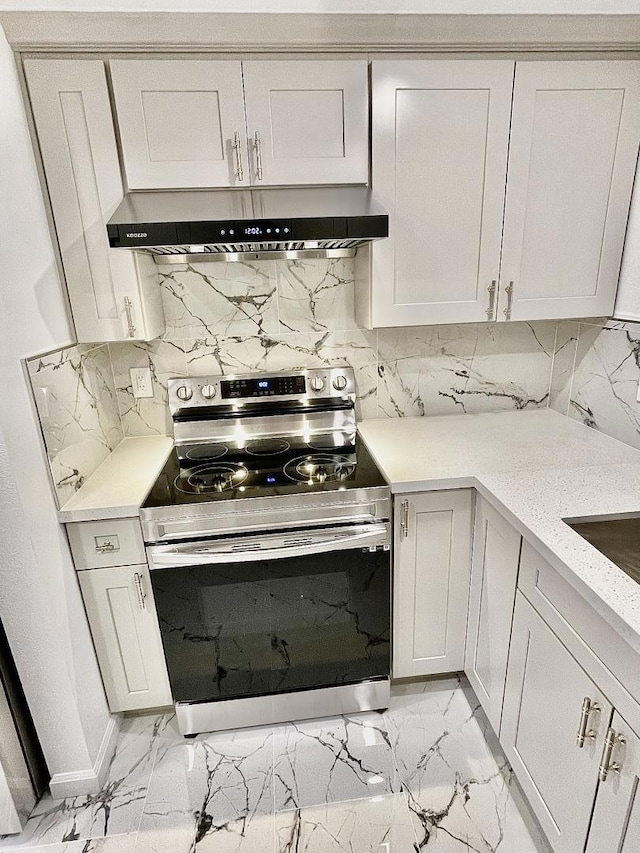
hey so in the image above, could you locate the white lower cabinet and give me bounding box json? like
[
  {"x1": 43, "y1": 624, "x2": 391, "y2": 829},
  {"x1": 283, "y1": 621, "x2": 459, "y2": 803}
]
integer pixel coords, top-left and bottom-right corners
[
  {"x1": 501, "y1": 592, "x2": 613, "y2": 853},
  {"x1": 586, "y1": 711, "x2": 640, "y2": 853},
  {"x1": 465, "y1": 497, "x2": 522, "y2": 732},
  {"x1": 393, "y1": 490, "x2": 473, "y2": 678},
  {"x1": 78, "y1": 564, "x2": 172, "y2": 712}
]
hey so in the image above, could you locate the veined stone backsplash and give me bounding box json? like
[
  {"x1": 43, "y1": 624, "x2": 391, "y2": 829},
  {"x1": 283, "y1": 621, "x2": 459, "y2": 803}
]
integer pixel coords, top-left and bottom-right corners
[
  {"x1": 109, "y1": 258, "x2": 559, "y2": 435},
  {"x1": 26, "y1": 343, "x2": 123, "y2": 505},
  {"x1": 26, "y1": 258, "x2": 640, "y2": 506},
  {"x1": 550, "y1": 318, "x2": 640, "y2": 450}
]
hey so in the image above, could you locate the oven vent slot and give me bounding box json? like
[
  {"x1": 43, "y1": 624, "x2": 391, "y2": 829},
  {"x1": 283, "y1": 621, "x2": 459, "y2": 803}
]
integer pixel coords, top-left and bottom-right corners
[
  {"x1": 230, "y1": 543, "x2": 262, "y2": 553},
  {"x1": 282, "y1": 537, "x2": 313, "y2": 547}
]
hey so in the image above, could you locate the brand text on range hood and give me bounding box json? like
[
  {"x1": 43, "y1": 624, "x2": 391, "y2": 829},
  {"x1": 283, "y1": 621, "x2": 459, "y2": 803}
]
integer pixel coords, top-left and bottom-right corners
[{"x1": 107, "y1": 187, "x2": 388, "y2": 263}]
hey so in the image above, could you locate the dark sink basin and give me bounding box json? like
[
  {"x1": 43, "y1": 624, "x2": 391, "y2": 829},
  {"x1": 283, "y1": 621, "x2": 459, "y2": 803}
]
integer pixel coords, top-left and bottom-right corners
[{"x1": 566, "y1": 516, "x2": 640, "y2": 585}]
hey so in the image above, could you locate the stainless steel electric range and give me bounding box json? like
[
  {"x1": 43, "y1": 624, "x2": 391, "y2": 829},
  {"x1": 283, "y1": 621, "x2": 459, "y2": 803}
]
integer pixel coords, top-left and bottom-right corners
[{"x1": 140, "y1": 367, "x2": 391, "y2": 736}]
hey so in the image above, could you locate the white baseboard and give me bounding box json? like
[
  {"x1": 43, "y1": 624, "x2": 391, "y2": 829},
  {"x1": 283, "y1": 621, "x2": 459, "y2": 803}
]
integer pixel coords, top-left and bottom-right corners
[{"x1": 49, "y1": 714, "x2": 120, "y2": 799}]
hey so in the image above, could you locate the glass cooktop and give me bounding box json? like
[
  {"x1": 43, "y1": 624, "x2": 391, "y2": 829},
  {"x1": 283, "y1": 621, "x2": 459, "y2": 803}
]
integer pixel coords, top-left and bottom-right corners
[{"x1": 142, "y1": 435, "x2": 388, "y2": 509}]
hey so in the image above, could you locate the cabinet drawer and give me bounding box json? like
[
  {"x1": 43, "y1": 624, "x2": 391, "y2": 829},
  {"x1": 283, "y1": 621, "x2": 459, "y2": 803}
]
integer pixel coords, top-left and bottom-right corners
[
  {"x1": 519, "y1": 540, "x2": 640, "y2": 732},
  {"x1": 66, "y1": 518, "x2": 146, "y2": 569}
]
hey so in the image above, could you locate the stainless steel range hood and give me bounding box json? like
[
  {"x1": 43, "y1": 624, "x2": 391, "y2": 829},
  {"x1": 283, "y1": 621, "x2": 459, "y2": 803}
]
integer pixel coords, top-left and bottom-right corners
[{"x1": 107, "y1": 187, "x2": 388, "y2": 263}]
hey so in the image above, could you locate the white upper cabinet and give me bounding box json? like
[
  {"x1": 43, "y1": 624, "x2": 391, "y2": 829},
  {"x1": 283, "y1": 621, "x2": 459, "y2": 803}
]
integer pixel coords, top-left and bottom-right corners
[
  {"x1": 110, "y1": 59, "x2": 368, "y2": 189},
  {"x1": 110, "y1": 60, "x2": 248, "y2": 189},
  {"x1": 242, "y1": 61, "x2": 368, "y2": 186},
  {"x1": 365, "y1": 58, "x2": 640, "y2": 328},
  {"x1": 369, "y1": 60, "x2": 514, "y2": 327},
  {"x1": 24, "y1": 59, "x2": 165, "y2": 343},
  {"x1": 499, "y1": 61, "x2": 640, "y2": 322}
]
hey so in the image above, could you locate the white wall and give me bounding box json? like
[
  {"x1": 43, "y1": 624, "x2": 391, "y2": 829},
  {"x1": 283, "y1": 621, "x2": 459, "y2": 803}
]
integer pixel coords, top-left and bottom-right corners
[
  {"x1": 1, "y1": 0, "x2": 640, "y2": 13},
  {"x1": 0, "y1": 22, "x2": 116, "y2": 792}
]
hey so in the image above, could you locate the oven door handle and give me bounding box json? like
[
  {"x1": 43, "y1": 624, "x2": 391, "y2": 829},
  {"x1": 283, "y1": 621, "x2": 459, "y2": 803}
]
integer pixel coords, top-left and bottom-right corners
[{"x1": 146, "y1": 524, "x2": 390, "y2": 569}]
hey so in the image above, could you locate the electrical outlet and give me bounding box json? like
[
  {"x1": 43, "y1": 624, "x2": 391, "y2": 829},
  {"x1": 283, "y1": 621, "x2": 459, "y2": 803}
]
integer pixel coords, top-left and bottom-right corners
[{"x1": 130, "y1": 367, "x2": 153, "y2": 398}]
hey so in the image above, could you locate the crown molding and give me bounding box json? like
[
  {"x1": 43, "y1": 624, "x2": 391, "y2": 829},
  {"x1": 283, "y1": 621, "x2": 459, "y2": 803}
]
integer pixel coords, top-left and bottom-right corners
[{"x1": 2, "y1": 11, "x2": 640, "y2": 52}]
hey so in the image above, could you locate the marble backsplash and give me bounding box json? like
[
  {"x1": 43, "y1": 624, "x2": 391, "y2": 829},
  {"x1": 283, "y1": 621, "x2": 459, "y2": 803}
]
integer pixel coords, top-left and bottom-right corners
[
  {"x1": 550, "y1": 318, "x2": 640, "y2": 452},
  {"x1": 26, "y1": 343, "x2": 123, "y2": 506},
  {"x1": 109, "y1": 258, "x2": 559, "y2": 436},
  {"x1": 29, "y1": 258, "x2": 640, "y2": 505}
]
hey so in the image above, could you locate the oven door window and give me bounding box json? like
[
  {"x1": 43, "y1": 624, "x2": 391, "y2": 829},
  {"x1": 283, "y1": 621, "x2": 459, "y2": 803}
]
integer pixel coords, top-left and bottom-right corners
[{"x1": 150, "y1": 547, "x2": 390, "y2": 703}]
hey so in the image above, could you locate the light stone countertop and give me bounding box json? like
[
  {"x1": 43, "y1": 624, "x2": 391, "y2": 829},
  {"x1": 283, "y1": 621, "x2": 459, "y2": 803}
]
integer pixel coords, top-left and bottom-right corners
[
  {"x1": 358, "y1": 409, "x2": 640, "y2": 654},
  {"x1": 57, "y1": 435, "x2": 173, "y2": 523},
  {"x1": 358, "y1": 409, "x2": 640, "y2": 491}
]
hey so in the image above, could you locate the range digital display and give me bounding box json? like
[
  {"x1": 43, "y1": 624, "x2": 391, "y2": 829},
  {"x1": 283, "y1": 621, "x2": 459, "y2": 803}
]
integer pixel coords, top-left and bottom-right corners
[
  {"x1": 241, "y1": 221, "x2": 291, "y2": 238},
  {"x1": 221, "y1": 375, "x2": 306, "y2": 399}
]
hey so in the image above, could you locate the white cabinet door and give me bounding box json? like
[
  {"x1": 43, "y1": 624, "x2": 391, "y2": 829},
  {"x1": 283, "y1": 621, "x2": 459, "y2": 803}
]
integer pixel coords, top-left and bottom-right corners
[
  {"x1": 110, "y1": 59, "x2": 248, "y2": 189},
  {"x1": 500, "y1": 61, "x2": 640, "y2": 322},
  {"x1": 369, "y1": 60, "x2": 513, "y2": 327},
  {"x1": 25, "y1": 60, "x2": 165, "y2": 343},
  {"x1": 78, "y1": 564, "x2": 172, "y2": 713},
  {"x1": 502, "y1": 592, "x2": 612, "y2": 853},
  {"x1": 465, "y1": 497, "x2": 521, "y2": 733},
  {"x1": 586, "y1": 712, "x2": 640, "y2": 853},
  {"x1": 393, "y1": 490, "x2": 473, "y2": 678},
  {"x1": 242, "y1": 60, "x2": 368, "y2": 186}
]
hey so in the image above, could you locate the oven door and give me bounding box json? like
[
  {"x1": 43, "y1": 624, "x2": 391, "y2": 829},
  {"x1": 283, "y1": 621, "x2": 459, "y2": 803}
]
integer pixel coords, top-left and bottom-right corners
[{"x1": 147, "y1": 523, "x2": 390, "y2": 705}]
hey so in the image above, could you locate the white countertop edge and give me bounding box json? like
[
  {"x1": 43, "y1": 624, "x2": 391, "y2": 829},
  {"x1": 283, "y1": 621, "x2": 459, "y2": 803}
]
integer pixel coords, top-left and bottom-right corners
[
  {"x1": 58, "y1": 503, "x2": 144, "y2": 523},
  {"x1": 57, "y1": 435, "x2": 173, "y2": 523},
  {"x1": 386, "y1": 476, "x2": 478, "y2": 493},
  {"x1": 473, "y1": 478, "x2": 640, "y2": 658}
]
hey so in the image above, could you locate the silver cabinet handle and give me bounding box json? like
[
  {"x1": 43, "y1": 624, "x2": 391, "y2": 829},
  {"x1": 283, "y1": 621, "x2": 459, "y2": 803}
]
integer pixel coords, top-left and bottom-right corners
[
  {"x1": 133, "y1": 572, "x2": 146, "y2": 610},
  {"x1": 503, "y1": 281, "x2": 514, "y2": 320},
  {"x1": 95, "y1": 542, "x2": 115, "y2": 553},
  {"x1": 123, "y1": 296, "x2": 136, "y2": 338},
  {"x1": 253, "y1": 130, "x2": 263, "y2": 181},
  {"x1": 576, "y1": 697, "x2": 601, "y2": 747},
  {"x1": 233, "y1": 131, "x2": 244, "y2": 182},
  {"x1": 400, "y1": 499, "x2": 409, "y2": 539},
  {"x1": 486, "y1": 280, "x2": 497, "y2": 320},
  {"x1": 598, "y1": 727, "x2": 626, "y2": 781}
]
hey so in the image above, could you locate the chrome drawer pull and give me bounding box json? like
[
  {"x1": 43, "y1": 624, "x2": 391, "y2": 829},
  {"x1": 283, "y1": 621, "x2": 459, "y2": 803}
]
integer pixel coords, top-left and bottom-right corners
[
  {"x1": 254, "y1": 130, "x2": 263, "y2": 181},
  {"x1": 123, "y1": 297, "x2": 136, "y2": 338},
  {"x1": 94, "y1": 535, "x2": 119, "y2": 554},
  {"x1": 233, "y1": 131, "x2": 244, "y2": 182},
  {"x1": 503, "y1": 281, "x2": 514, "y2": 320},
  {"x1": 400, "y1": 499, "x2": 409, "y2": 539},
  {"x1": 576, "y1": 697, "x2": 600, "y2": 747},
  {"x1": 486, "y1": 280, "x2": 497, "y2": 320},
  {"x1": 599, "y1": 728, "x2": 625, "y2": 781},
  {"x1": 134, "y1": 572, "x2": 146, "y2": 610}
]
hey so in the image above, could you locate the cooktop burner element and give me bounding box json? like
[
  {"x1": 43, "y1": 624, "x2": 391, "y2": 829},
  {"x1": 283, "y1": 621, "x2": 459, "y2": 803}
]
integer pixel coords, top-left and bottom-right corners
[
  {"x1": 245, "y1": 438, "x2": 290, "y2": 456},
  {"x1": 184, "y1": 444, "x2": 228, "y2": 462},
  {"x1": 284, "y1": 453, "x2": 356, "y2": 484},
  {"x1": 307, "y1": 433, "x2": 353, "y2": 450},
  {"x1": 177, "y1": 463, "x2": 248, "y2": 495}
]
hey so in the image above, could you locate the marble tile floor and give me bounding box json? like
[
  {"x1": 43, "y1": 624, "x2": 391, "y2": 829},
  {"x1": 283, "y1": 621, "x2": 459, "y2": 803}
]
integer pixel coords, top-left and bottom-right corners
[{"x1": 0, "y1": 677, "x2": 551, "y2": 853}]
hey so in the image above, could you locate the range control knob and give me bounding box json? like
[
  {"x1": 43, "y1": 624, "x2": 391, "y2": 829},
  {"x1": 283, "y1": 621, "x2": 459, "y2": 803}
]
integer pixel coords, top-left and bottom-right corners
[
  {"x1": 309, "y1": 376, "x2": 325, "y2": 393},
  {"x1": 176, "y1": 385, "x2": 193, "y2": 401},
  {"x1": 201, "y1": 384, "x2": 217, "y2": 400},
  {"x1": 332, "y1": 374, "x2": 348, "y2": 391}
]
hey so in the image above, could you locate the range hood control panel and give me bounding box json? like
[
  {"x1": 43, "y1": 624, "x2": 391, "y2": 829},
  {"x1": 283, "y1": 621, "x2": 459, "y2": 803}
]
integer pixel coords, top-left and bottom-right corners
[{"x1": 107, "y1": 216, "x2": 387, "y2": 249}]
